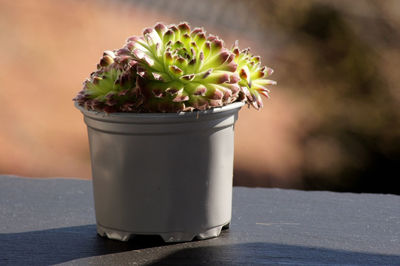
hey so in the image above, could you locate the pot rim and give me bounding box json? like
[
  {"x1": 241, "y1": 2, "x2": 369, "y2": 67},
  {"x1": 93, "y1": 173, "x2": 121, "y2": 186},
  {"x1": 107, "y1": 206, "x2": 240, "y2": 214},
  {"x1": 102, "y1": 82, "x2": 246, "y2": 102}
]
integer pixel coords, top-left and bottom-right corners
[{"x1": 74, "y1": 101, "x2": 245, "y2": 119}]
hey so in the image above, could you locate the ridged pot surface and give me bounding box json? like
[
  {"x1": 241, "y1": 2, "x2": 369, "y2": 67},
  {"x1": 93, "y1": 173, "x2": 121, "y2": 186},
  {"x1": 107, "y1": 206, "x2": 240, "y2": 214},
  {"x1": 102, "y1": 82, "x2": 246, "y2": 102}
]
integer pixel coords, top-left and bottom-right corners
[{"x1": 76, "y1": 102, "x2": 243, "y2": 242}]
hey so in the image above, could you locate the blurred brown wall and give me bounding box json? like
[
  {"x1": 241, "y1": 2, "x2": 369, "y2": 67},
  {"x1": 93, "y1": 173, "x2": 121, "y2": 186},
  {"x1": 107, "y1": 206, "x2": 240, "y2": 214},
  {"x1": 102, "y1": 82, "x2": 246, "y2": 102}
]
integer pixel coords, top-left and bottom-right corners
[{"x1": 1, "y1": 0, "x2": 399, "y2": 193}]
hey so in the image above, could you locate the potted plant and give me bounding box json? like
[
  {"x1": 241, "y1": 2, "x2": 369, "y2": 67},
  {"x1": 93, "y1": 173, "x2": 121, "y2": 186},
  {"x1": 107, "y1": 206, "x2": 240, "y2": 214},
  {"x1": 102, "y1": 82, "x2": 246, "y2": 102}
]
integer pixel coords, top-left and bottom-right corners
[{"x1": 74, "y1": 22, "x2": 275, "y2": 242}]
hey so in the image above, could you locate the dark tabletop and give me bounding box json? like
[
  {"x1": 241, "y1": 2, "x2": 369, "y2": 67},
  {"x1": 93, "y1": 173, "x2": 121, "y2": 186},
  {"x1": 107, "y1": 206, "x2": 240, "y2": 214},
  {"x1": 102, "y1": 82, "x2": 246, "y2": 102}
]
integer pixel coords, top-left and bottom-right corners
[{"x1": 0, "y1": 175, "x2": 399, "y2": 265}]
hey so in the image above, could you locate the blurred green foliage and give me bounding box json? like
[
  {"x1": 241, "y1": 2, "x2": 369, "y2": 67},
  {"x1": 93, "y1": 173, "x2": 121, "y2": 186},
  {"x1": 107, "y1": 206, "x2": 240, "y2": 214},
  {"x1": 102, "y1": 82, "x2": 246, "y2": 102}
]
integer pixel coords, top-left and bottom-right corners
[{"x1": 296, "y1": 4, "x2": 400, "y2": 193}]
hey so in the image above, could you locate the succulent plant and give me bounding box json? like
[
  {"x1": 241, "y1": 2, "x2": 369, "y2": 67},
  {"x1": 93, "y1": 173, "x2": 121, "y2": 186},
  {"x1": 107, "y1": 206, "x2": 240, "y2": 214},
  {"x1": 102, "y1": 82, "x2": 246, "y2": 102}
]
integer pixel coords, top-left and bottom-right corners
[
  {"x1": 73, "y1": 50, "x2": 142, "y2": 113},
  {"x1": 125, "y1": 22, "x2": 241, "y2": 112},
  {"x1": 232, "y1": 41, "x2": 277, "y2": 109},
  {"x1": 74, "y1": 22, "x2": 275, "y2": 113}
]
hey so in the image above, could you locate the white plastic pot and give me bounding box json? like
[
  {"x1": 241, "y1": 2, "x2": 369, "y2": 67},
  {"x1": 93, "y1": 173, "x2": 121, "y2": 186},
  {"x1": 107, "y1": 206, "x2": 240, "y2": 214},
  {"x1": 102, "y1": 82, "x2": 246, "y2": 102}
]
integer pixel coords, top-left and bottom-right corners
[{"x1": 76, "y1": 102, "x2": 243, "y2": 242}]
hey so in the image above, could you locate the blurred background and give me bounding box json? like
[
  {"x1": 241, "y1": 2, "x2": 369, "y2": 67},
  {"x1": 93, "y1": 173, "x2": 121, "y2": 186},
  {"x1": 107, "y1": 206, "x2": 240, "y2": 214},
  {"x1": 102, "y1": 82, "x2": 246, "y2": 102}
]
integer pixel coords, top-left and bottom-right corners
[{"x1": 0, "y1": 0, "x2": 399, "y2": 194}]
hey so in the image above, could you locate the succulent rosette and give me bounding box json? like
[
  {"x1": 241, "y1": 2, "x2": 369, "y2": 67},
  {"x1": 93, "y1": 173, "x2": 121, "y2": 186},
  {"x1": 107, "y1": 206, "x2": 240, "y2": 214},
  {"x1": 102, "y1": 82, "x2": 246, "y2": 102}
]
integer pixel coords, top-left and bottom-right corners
[
  {"x1": 124, "y1": 22, "x2": 241, "y2": 112},
  {"x1": 232, "y1": 41, "x2": 277, "y2": 109},
  {"x1": 74, "y1": 50, "x2": 141, "y2": 112}
]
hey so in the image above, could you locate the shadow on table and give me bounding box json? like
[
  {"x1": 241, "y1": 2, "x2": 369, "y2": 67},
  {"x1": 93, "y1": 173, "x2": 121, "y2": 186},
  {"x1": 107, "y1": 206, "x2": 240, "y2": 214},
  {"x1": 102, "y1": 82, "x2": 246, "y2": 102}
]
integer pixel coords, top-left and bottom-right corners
[
  {"x1": 0, "y1": 224, "x2": 168, "y2": 265},
  {"x1": 149, "y1": 242, "x2": 400, "y2": 266},
  {"x1": 1, "y1": 225, "x2": 399, "y2": 265}
]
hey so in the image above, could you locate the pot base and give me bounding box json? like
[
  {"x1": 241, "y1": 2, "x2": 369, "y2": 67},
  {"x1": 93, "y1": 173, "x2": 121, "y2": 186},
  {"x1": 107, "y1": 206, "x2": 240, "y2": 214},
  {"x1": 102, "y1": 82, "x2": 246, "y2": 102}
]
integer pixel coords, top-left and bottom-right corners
[{"x1": 97, "y1": 223, "x2": 230, "y2": 243}]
